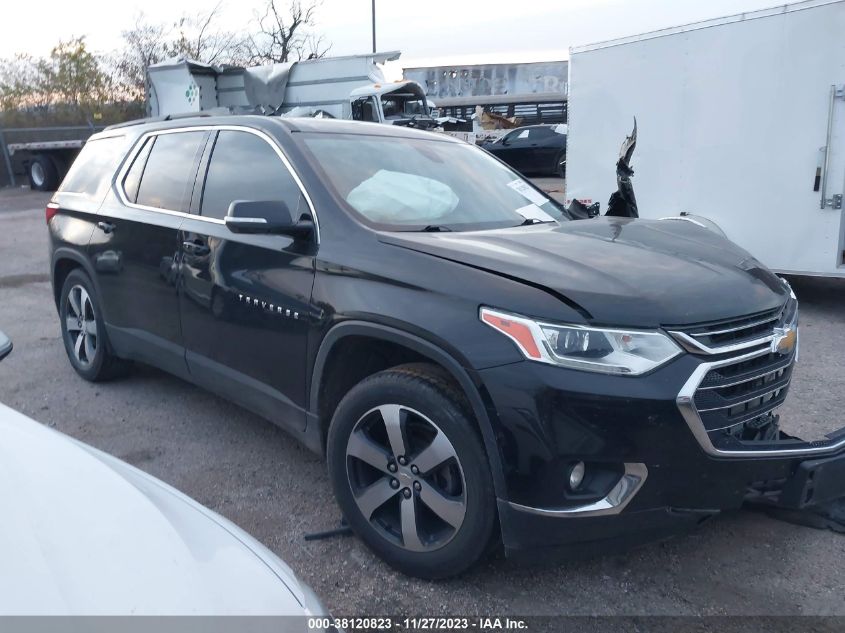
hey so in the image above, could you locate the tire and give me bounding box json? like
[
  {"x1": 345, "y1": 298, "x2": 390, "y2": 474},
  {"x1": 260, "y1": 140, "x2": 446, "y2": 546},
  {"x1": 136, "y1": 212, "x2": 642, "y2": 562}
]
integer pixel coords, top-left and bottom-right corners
[
  {"x1": 554, "y1": 150, "x2": 566, "y2": 178},
  {"x1": 327, "y1": 364, "x2": 496, "y2": 579},
  {"x1": 28, "y1": 154, "x2": 59, "y2": 191},
  {"x1": 59, "y1": 269, "x2": 128, "y2": 381}
]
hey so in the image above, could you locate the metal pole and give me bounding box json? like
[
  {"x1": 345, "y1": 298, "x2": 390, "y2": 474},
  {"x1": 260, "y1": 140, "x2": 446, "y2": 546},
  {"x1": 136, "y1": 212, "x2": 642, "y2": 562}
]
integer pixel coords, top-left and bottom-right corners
[
  {"x1": 371, "y1": 0, "x2": 376, "y2": 53},
  {"x1": 0, "y1": 129, "x2": 16, "y2": 187}
]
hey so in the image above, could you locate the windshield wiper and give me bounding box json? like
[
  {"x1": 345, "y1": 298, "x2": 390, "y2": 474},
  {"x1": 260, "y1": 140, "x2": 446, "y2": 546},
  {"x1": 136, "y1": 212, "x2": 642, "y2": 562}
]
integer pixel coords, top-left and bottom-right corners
[
  {"x1": 421, "y1": 224, "x2": 453, "y2": 232},
  {"x1": 517, "y1": 218, "x2": 555, "y2": 226}
]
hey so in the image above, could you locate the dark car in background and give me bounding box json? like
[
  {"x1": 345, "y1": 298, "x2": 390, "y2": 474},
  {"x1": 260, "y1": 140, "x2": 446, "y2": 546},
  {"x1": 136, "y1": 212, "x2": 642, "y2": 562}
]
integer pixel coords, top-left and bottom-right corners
[
  {"x1": 482, "y1": 124, "x2": 567, "y2": 177},
  {"x1": 46, "y1": 115, "x2": 842, "y2": 582}
]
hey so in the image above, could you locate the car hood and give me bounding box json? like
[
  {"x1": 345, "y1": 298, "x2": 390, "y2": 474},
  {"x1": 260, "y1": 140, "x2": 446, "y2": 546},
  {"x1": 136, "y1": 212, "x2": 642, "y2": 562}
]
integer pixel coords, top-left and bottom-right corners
[
  {"x1": 380, "y1": 218, "x2": 789, "y2": 327},
  {"x1": 0, "y1": 403, "x2": 325, "y2": 616}
]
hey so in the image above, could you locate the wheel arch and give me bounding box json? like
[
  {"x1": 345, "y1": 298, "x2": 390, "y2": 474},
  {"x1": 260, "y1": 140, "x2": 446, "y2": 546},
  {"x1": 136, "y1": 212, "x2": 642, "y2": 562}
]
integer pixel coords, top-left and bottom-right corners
[
  {"x1": 51, "y1": 248, "x2": 101, "y2": 314},
  {"x1": 308, "y1": 321, "x2": 507, "y2": 499}
]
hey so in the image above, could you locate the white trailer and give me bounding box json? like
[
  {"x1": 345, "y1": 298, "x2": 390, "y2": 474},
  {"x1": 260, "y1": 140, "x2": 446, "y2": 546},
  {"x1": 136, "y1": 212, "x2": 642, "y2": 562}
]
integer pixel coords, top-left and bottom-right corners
[{"x1": 566, "y1": 0, "x2": 845, "y2": 277}]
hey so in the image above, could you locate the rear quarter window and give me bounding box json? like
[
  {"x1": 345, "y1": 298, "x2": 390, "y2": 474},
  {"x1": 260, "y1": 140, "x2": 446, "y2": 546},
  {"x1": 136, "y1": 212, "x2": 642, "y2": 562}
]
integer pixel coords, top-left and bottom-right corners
[{"x1": 58, "y1": 135, "x2": 131, "y2": 200}]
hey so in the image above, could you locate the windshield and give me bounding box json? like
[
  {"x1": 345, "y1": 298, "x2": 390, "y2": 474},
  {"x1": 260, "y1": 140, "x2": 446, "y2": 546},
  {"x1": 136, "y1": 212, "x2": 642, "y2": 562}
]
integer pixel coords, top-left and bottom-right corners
[
  {"x1": 301, "y1": 134, "x2": 567, "y2": 231},
  {"x1": 381, "y1": 95, "x2": 429, "y2": 119}
]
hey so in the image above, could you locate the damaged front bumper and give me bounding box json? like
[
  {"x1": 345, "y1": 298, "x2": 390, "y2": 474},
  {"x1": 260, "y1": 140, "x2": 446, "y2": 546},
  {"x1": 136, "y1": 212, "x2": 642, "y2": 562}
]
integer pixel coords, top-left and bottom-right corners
[{"x1": 481, "y1": 299, "x2": 845, "y2": 560}]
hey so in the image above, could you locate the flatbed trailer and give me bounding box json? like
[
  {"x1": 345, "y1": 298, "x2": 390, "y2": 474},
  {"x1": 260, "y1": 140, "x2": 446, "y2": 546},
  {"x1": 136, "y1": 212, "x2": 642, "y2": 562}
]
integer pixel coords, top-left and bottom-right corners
[{"x1": 1, "y1": 126, "x2": 100, "y2": 191}]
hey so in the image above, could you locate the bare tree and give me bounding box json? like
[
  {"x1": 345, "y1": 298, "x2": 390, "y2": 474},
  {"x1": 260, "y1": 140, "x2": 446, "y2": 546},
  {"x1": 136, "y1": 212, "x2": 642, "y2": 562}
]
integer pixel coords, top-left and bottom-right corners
[
  {"x1": 247, "y1": 0, "x2": 332, "y2": 64},
  {"x1": 166, "y1": 3, "x2": 246, "y2": 65},
  {"x1": 116, "y1": 13, "x2": 170, "y2": 99}
]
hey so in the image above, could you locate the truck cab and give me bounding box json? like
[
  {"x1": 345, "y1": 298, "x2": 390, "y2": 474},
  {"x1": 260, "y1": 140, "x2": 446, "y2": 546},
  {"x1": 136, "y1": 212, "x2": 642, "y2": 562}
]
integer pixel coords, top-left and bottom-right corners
[{"x1": 349, "y1": 81, "x2": 436, "y2": 128}]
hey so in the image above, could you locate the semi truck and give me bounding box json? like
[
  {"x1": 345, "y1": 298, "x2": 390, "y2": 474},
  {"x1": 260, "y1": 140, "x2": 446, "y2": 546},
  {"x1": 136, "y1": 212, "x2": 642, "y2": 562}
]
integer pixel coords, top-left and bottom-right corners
[
  {"x1": 5, "y1": 50, "x2": 435, "y2": 191},
  {"x1": 566, "y1": 0, "x2": 845, "y2": 277}
]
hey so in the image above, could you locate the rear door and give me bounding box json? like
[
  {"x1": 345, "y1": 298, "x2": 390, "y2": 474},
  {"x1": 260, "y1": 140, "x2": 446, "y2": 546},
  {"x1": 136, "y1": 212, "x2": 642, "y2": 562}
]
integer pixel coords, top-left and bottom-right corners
[
  {"x1": 89, "y1": 129, "x2": 209, "y2": 377},
  {"x1": 177, "y1": 128, "x2": 317, "y2": 432}
]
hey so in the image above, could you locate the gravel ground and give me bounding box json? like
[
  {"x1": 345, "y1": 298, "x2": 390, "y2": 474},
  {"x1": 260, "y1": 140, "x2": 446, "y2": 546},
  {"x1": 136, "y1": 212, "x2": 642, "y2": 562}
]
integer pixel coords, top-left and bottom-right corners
[{"x1": 1, "y1": 185, "x2": 844, "y2": 618}]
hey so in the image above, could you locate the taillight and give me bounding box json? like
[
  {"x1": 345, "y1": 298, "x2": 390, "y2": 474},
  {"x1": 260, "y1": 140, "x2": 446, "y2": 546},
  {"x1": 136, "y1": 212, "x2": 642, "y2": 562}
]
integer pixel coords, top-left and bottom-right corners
[{"x1": 46, "y1": 203, "x2": 59, "y2": 224}]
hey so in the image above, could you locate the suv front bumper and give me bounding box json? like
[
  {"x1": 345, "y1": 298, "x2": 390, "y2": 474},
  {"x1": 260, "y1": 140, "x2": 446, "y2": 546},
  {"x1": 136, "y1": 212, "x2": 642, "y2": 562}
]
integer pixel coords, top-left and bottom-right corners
[{"x1": 477, "y1": 351, "x2": 845, "y2": 560}]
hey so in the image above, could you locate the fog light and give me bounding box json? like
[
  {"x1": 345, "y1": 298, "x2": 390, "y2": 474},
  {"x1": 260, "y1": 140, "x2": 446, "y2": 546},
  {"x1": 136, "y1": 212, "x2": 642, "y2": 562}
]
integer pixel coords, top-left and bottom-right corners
[{"x1": 569, "y1": 461, "x2": 586, "y2": 490}]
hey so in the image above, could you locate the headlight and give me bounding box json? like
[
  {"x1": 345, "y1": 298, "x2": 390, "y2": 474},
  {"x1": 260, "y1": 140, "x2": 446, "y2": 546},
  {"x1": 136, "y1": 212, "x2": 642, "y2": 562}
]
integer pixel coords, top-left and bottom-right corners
[{"x1": 480, "y1": 307, "x2": 682, "y2": 375}]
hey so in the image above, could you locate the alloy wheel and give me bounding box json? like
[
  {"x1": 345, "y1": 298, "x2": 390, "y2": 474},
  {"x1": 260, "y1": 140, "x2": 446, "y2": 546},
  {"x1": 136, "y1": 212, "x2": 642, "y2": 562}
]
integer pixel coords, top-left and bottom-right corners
[
  {"x1": 65, "y1": 284, "x2": 98, "y2": 367},
  {"x1": 345, "y1": 404, "x2": 467, "y2": 552}
]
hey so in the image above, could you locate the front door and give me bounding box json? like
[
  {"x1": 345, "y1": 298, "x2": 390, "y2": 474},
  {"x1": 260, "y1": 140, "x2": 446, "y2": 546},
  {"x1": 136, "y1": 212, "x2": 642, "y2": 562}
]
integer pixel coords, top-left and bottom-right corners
[
  {"x1": 178, "y1": 128, "x2": 317, "y2": 432},
  {"x1": 496, "y1": 129, "x2": 531, "y2": 172},
  {"x1": 89, "y1": 129, "x2": 209, "y2": 377}
]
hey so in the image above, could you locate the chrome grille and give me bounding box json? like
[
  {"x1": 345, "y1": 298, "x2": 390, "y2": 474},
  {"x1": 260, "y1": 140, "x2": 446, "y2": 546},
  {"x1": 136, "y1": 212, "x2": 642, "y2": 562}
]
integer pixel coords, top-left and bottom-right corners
[
  {"x1": 693, "y1": 351, "x2": 794, "y2": 431},
  {"x1": 668, "y1": 297, "x2": 797, "y2": 355}
]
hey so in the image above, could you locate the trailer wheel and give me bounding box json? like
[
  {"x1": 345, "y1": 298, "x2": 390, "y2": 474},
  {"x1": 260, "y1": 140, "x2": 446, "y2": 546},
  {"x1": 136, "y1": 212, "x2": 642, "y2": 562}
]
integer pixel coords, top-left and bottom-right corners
[{"x1": 28, "y1": 155, "x2": 59, "y2": 191}]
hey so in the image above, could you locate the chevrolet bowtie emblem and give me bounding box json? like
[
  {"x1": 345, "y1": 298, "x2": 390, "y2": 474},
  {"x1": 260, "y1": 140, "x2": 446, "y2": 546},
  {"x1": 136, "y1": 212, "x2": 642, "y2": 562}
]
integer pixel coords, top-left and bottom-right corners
[{"x1": 771, "y1": 326, "x2": 797, "y2": 355}]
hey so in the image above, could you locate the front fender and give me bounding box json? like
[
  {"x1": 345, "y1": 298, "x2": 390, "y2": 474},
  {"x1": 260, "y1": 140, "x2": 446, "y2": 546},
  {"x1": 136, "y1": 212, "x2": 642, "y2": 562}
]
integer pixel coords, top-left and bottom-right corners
[{"x1": 307, "y1": 320, "x2": 509, "y2": 501}]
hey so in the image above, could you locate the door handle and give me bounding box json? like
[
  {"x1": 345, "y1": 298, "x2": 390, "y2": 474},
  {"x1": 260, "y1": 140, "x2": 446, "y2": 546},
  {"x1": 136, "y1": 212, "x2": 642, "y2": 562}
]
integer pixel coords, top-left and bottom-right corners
[
  {"x1": 820, "y1": 84, "x2": 844, "y2": 210},
  {"x1": 182, "y1": 240, "x2": 210, "y2": 256},
  {"x1": 97, "y1": 221, "x2": 116, "y2": 234}
]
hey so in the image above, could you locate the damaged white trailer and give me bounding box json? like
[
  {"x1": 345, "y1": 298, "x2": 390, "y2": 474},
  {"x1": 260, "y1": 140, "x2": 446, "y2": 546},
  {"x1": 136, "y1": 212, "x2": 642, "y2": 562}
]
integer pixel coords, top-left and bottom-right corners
[
  {"x1": 566, "y1": 0, "x2": 845, "y2": 277},
  {"x1": 147, "y1": 51, "x2": 436, "y2": 128}
]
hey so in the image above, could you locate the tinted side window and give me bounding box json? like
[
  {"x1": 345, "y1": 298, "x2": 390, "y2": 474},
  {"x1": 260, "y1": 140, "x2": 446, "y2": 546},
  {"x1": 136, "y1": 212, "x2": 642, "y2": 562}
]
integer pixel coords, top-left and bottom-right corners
[
  {"x1": 527, "y1": 127, "x2": 553, "y2": 139},
  {"x1": 58, "y1": 135, "x2": 130, "y2": 200},
  {"x1": 136, "y1": 131, "x2": 206, "y2": 211},
  {"x1": 200, "y1": 130, "x2": 301, "y2": 220},
  {"x1": 122, "y1": 137, "x2": 154, "y2": 203}
]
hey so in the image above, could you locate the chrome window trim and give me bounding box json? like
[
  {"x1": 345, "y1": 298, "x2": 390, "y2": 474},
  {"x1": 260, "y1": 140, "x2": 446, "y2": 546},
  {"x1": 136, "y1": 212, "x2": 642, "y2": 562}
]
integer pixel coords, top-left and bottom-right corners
[
  {"x1": 677, "y1": 346, "x2": 845, "y2": 457},
  {"x1": 113, "y1": 124, "x2": 321, "y2": 242},
  {"x1": 507, "y1": 463, "x2": 648, "y2": 518}
]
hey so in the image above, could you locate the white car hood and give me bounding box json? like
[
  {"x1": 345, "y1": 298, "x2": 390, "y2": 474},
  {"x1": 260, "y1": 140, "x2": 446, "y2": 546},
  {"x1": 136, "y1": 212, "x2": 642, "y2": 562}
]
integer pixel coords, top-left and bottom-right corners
[{"x1": 0, "y1": 402, "x2": 322, "y2": 616}]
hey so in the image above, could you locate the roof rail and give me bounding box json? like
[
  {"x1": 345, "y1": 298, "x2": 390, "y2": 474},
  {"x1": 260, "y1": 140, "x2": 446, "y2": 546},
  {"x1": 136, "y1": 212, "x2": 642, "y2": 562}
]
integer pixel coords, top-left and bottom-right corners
[{"x1": 104, "y1": 109, "x2": 235, "y2": 131}]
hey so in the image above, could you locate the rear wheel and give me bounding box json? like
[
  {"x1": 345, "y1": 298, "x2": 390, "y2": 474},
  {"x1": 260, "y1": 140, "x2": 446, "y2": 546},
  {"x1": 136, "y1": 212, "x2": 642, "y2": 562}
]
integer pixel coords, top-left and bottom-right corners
[
  {"x1": 59, "y1": 269, "x2": 127, "y2": 381},
  {"x1": 327, "y1": 364, "x2": 496, "y2": 579},
  {"x1": 28, "y1": 155, "x2": 59, "y2": 191}
]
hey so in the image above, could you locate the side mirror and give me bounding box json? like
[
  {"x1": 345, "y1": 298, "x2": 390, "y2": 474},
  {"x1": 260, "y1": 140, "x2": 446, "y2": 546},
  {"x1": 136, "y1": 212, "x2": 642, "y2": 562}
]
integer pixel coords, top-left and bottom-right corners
[
  {"x1": 225, "y1": 200, "x2": 314, "y2": 238},
  {"x1": 0, "y1": 330, "x2": 12, "y2": 362}
]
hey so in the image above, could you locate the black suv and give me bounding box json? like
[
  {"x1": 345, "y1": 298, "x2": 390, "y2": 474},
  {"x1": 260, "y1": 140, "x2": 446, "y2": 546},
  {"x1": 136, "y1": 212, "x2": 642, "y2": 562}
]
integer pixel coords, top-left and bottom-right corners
[{"x1": 48, "y1": 116, "x2": 840, "y2": 579}]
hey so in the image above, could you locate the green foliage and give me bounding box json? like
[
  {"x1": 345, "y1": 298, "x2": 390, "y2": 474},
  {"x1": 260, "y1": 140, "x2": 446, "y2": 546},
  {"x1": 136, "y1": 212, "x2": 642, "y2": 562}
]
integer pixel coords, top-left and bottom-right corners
[
  {"x1": 0, "y1": 37, "x2": 143, "y2": 127},
  {"x1": 0, "y1": 1, "x2": 329, "y2": 129}
]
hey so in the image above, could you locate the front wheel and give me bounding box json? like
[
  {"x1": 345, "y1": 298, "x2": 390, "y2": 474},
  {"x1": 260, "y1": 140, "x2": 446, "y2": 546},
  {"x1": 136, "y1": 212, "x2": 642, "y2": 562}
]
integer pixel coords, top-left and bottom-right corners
[
  {"x1": 554, "y1": 150, "x2": 566, "y2": 178},
  {"x1": 327, "y1": 364, "x2": 496, "y2": 579}
]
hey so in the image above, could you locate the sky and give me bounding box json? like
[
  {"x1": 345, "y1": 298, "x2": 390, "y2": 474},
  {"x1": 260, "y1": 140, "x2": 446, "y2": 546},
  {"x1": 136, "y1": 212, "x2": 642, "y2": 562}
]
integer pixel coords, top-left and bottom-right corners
[{"x1": 1, "y1": 0, "x2": 785, "y2": 77}]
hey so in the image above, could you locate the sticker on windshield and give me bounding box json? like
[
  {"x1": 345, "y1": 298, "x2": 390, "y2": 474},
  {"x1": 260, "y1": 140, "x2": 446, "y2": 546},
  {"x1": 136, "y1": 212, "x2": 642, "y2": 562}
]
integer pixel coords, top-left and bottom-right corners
[
  {"x1": 514, "y1": 204, "x2": 555, "y2": 223},
  {"x1": 507, "y1": 179, "x2": 550, "y2": 207}
]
